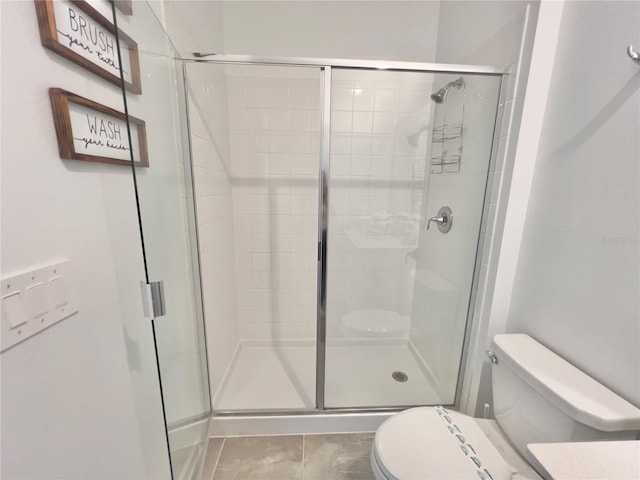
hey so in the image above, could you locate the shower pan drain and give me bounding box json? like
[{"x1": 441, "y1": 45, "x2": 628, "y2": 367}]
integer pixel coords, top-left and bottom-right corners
[{"x1": 392, "y1": 371, "x2": 408, "y2": 382}]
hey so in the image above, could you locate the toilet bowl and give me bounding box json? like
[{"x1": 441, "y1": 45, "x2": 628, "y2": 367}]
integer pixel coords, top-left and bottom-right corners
[{"x1": 371, "y1": 334, "x2": 640, "y2": 480}]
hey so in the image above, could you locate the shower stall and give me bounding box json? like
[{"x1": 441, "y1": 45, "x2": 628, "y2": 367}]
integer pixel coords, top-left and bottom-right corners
[
  {"x1": 112, "y1": 3, "x2": 505, "y2": 478},
  {"x1": 185, "y1": 59, "x2": 502, "y2": 414}
]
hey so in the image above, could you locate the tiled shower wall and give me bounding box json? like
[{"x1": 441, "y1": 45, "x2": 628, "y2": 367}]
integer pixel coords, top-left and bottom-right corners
[
  {"x1": 187, "y1": 65, "x2": 239, "y2": 401},
  {"x1": 226, "y1": 67, "x2": 321, "y2": 340},
  {"x1": 326, "y1": 71, "x2": 434, "y2": 339}
]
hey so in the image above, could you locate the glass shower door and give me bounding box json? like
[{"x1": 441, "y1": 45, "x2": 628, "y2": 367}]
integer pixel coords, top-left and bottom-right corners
[
  {"x1": 114, "y1": 3, "x2": 210, "y2": 479},
  {"x1": 324, "y1": 68, "x2": 501, "y2": 408}
]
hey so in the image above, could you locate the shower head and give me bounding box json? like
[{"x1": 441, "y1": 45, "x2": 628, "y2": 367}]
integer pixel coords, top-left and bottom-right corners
[
  {"x1": 430, "y1": 90, "x2": 446, "y2": 104},
  {"x1": 430, "y1": 77, "x2": 465, "y2": 104}
]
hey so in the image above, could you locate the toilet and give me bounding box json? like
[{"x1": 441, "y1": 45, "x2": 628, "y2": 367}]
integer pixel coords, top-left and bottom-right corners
[{"x1": 371, "y1": 334, "x2": 640, "y2": 479}]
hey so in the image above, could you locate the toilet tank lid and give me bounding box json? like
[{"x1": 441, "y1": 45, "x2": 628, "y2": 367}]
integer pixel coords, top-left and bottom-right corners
[{"x1": 491, "y1": 334, "x2": 640, "y2": 432}]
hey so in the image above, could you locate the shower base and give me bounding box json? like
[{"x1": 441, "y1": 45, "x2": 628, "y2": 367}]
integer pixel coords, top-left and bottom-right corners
[{"x1": 212, "y1": 339, "x2": 441, "y2": 412}]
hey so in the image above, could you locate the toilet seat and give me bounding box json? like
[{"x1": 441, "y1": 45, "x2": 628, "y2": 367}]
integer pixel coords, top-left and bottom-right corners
[{"x1": 372, "y1": 407, "x2": 514, "y2": 480}]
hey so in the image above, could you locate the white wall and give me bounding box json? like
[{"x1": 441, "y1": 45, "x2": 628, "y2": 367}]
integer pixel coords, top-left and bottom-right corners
[
  {"x1": 156, "y1": 0, "x2": 225, "y2": 55},
  {"x1": 0, "y1": 1, "x2": 168, "y2": 478},
  {"x1": 159, "y1": 0, "x2": 440, "y2": 62},
  {"x1": 221, "y1": 1, "x2": 440, "y2": 62},
  {"x1": 507, "y1": 1, "x2": 640, "y2": 407}
]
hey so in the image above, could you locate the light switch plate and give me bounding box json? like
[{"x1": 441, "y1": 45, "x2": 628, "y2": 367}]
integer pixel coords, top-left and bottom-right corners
[{"x1": 1, "y1": 260, "x2": 78, "y2": 352}]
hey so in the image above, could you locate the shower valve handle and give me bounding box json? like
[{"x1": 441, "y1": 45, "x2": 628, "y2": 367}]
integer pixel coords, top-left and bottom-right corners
[
  {"x1": 426, "y1": 206, "x2": 453, "y2": 233},
  {"x1": 427, "y1": 216, "x2": 445, "y2": 229}
]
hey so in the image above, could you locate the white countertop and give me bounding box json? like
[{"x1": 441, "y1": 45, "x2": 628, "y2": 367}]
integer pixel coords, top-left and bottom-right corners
[{"x1": 527, "y1": 441, "x2": 640, "y2": 480}]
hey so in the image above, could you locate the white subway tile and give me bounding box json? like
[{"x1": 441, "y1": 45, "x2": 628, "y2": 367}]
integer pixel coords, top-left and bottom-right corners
[
  {"x1": 350, "y1": 155, "x2": 371, "y2": 176},
  {"x1": 227, "y1": 83, "x2": 247, "y2": 107},
  {"x1": 273, "y1": 214, "x2": 292, "y2": 234},
  {"x1": 353, "y1": 88, "x2": 375, "y2": 111},
  {"x1": 271, "y1": 194, "x2": 292, "y2": 214},
  {"x1": 270, "y1": 154, "x2": 291, "y2": 175},
  {"x1": 332, "y1": 88, "x2": 354, "y2": 111},
  {"x1": 271, "y1": 234, "x2": 291, "y2": 253},
  {"x1": 371, "y1": 156, "x2": 394, "y2": 177},
  {"x1": 331, "y1": 134, "x2": 352, "y2": 154},
  {"x1": 330, "y1": 154, "x2": 351, "y2": 176},
  {"x1": 372, "y1": 135, "x2": 394, "y2": 155},
  {"x1": 374, "y1": 89, "x2": 396, "y2": 111},
  {"x1": 269, "y1": 109, "x2": 290, "y2": 131},
  {"x1": 247, "y1": 108, "x2": 269, "y2": 131},
  {"x1": 290, "y1": 134, "x2": 313, "y2": 154},
  {"x1": 235, "y1": 253, "x2": 253, "y2": 271},
  {"x1": 234, "y1": 234, "x2": 253, "y2": 252},
  {"x1": 331, "y1": 111, "x2": 352, "y2": 133},
  {"x1": 351, "y1": 135, "x2": 373, "y2": 155},
  {"x1": 253, "y1": 271, "x2": 271, "y2": 289},
  {"x1": 290, "y1": 85, "x2": 312, "y2": 109},
  {"x1": 272, "y1": 252, "x2": 292, "y2": 270},
  {"x1": 251, "y1": 214, "x2": 271, "y2": 234},
  {"x1": 228, "y1": 107, "x2": 248, "y2": 130},
  {"x1": 247, "y1": 84, "x2": 269, "y2": 108},
  {"x1": 253, "y1": 253, "x2": 271, "y2": 270},
  {"x1": 234, "y1": 215, "x2": 253, "y2": 234},
  {"x1": 290, "y1": 109, "x2": 312, "y2": 132},
  {"x1": 268, "y1": 84, "x2": 289, "y2": 108},
  {"x1": 252, "y1": 233, "x2": 270, "y2": 252},
  {"x1": 353, "y1": 111, "x2": 374, "y2": 133},
  {"x1": 269, "y1": 133, "x2": 290, "y2": 153},
  {"x1": 373, "y1": 112, "x2": 396, "y2": 134},
  {"x1": 229, "y1": 131, "x2": 249, "y2": 152}
]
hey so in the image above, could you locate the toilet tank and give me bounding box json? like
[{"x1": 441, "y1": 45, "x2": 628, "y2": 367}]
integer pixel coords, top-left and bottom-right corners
[{"x1": 490, "y1": 334, "x2": 640, "y2": 461}]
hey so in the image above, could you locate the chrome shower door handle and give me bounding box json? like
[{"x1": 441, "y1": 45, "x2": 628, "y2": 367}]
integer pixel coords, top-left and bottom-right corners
[{"x1": 426, "y1": 206, "x2": 453, "y2": 233}]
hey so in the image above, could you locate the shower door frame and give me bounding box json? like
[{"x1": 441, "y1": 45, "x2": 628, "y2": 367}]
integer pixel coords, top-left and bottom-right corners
[{"x1": 184, "y1": 54, "x2": 507, "y2": 415}]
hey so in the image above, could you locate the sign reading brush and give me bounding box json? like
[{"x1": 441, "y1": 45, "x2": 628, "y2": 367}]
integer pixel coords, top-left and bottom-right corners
[{"x1": 35, "y1": 0, "x2": 142, "y2": 93}]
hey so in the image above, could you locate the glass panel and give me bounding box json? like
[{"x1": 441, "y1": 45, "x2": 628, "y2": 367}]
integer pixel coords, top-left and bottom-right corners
[
  {"x1": 114, "y1": 3, "x2": 210, "y2": 478},
  {"x1": 325, "y1": 69, "x2": 501, "y2": 408},
  {"x1": 184, "y1": 63, "x2": 322, "y2": 411}
]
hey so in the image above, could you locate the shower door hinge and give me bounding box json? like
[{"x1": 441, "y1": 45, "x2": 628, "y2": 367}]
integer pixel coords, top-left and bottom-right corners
[{"x1": 140, "y1": 281, "x2": 166, "y2": 319}]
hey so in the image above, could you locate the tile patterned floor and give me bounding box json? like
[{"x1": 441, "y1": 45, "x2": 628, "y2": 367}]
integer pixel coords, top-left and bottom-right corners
[{"x1": 201, "y1": 433, "x2": 375, "y2": 480}]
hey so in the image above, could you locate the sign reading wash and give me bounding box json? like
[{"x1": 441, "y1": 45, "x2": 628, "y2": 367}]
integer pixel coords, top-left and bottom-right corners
[
  {"x1": 49, "y1": 88, "x2": 148, "y2": 167},
  {"x1": 35, "y1": 0, "x2": 142, "y2": 93}
]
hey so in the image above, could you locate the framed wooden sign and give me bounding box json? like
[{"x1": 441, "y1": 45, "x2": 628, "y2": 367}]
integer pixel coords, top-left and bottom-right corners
[
  {"x1": 49, "y1": 88, "x2": 149, "y2": 167},
  {"x1": 35, "y1": 0, "x2": 142, "y2": 94}
]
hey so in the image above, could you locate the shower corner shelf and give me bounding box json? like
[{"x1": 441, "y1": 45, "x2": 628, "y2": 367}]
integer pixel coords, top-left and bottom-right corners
[
  {"x1": 432, "y1": 123, "x2": 462, "y2": 143},
  {"x1": 431, "y1": 154, "x2": 461, "y2": 174}
]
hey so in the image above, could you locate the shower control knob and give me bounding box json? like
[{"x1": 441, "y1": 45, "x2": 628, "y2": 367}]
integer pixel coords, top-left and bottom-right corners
[{"x1": 427, "y1": 206, "x2": 453, "y2": 233}]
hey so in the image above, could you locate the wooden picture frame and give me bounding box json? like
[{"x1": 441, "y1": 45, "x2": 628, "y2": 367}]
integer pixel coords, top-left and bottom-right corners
[
  {"x1": 35, "y1": 0, "x2": 142, "y2": 94},
  {"x1": 49, "y1": 88, "x2": 149, "y2": 167}
]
